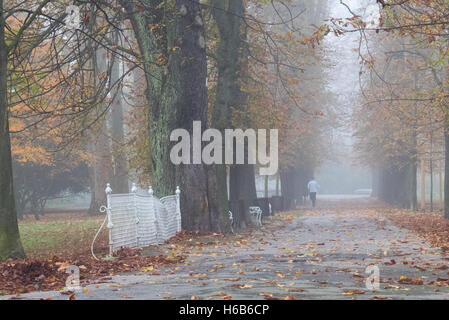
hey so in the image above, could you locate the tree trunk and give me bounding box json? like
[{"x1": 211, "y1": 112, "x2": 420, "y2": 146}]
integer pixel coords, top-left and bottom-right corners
[
  {"x1": 87, "y1": 47, "x2": 113, "y2": 215},
  {"x1": 223, "y1": 2, "x2": 258, "y2": 222},
  {"x1": 275, "y1": 171, "x2": 280, "y2": 196},
  {"x1": 377, "y1": 167, "x2": 387, "y2": 202},
  {"x1": 371, "y1": 167, "x2": 379, "y2": 198},
  {"x1": 264, "y1": 175, "x2": 269, "y2": 198},
  {"x1": 210, "y1": 0, "x2": 245, "y2": 231},
  {"x1": 445, "y1": 125, "x2": 449, "y2": 219},
  {"x1": 110, "y1": 29, "x2": 129, "y2": 194},
  {"x1": 121, "y1": 0, "x2": 227, "y2": 231},
  {"x1": 411, "y1": 66, "x2": 419, "y2": 211},
  {"x1": 295, "y1": 168, "x2": 311, "y2": 205},
  {"x1": 280, "y1": 169, "x2": 296, "y2": 210},
  {"x1": 87, "y1": 119, "x2": 112, "y2": 215},
  {"x1": 399, "y1": 162, "x2": 414, "y2": 209},
  {"x1": 229, "y1": 163, "x2": 257, "y2": 228},
  {"x1": 430, "y1": 157, "x2": 433, "y2": 212},
  {"x1": 280, "y1": 168, "x2": 312, "y2": 209},
  {"x1": 227, "y1": 131, "x2": 257, "y2": 228},
  {"x1": 0, "y1": 0, "x2": 25, "y2": 259},
  {"x1": 430, "y1": 125, "x2": 434, "y2": 212},
  {"x1": 439, "y1": 164, "x2": 443, "y2": 207},
  {"x1": 377, "y1": 163, "x2": 413, "y2": 209},
  {"x1": 410, "y1": 158, "x2": 418, "y2": 211},
  {"x1": 421, "y1": 159, "x2": 426, "y2": 210}
]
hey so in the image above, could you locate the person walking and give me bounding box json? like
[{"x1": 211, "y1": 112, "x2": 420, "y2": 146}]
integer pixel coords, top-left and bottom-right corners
[{"x1": 307, "y1": 178, "x2": 320, "y2": 208}]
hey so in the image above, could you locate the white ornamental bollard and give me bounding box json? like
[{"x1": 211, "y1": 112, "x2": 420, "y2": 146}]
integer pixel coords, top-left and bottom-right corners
[
  {"x1": 148, "y1": 186, "x2": 160, "y2": 243},
  {"x1": 131, "y1": 182, "x2": 140, "y2": 247},
  {"x1": 105, "y1": 183, "x2": 112, "y2": 195},
  {"x1": 105, "y1": 183, "x2": 113, "y2": 256}
]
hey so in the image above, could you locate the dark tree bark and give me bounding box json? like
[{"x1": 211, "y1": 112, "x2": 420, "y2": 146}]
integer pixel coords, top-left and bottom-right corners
[
  {"x1": 275, "y1": 172, "x2": 280, "y2": 196},
  {"x1": 110, "y1": 30, "x2": 129, "y2": 194},
  {"x1": 228, "y1": 140, "x2": 257, "y2": 226},
  {"x1": 295, "y1": 167, "x2": 312, "y2": 205},
  {"x1": 87, "y1": 46, "x2": 113, "y2": 216},
  {"x1": 280, "y1": 169, "x2": 296, "y2": 210},
  {"x1": 214, "y1": 1, "x2": 258, "y2": 219},
  {"x1": 0, "y1": 0, "x2": 25, "y2": 259},
  {"x1": 210, "y1": 0, "x2": 246, "y2": 231},
  {"x1": 371, "y1": 167, "x2": 380, "y2": 198},
  {"x1": 376, "y1": 162, "x2": 414, "y2": 209},
  {"x1": 121, "y1": 0, "x2": 227, "y2": 231},
  {"x1": 280, "y1": 167, "x2": 312, "y2": 209},
  {"x1": 229, "y1": 163, "x2": 257, "y2": 228},
  {"x1": 87, "y1": 119, "x2": 112, "y2": 216},
  {"x1": 410, "y1": 158, "x2": 418, "y2": 211},
  {"x1": 264, "y1": 175, "x2": 269, "y2": 198},
  {"x1": 445, "y1": 126, "x2": 449, "y2": 219}
]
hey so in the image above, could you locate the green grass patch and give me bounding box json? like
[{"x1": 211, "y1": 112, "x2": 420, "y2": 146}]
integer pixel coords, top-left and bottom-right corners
[{"x1": 18, "y1": 215, "x2": 106, "y2": 259}]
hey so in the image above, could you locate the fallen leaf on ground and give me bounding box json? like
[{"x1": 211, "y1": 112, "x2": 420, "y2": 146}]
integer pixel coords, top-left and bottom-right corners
[
  {"x1": 342, "y1": 289, "x2": 365, "y2": 295},
  {"x1": 223, "y1": 278, "x2": 241, "y2": 282},
  {"x1": 231, "y1": 284, "x2": 253, "y2": 289}
]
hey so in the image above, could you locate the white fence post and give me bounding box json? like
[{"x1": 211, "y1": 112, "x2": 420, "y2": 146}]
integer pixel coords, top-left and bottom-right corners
[
  {"x1": 148, "y1": 186, "x2": 159, "y2": 242},
  {"x1": 132, "y1": 182, "x2": 140, "y2": 247},
  {"x1": 105, "y1": 183, "x2": 113, "y2": 256},
  {"x1": 176, "y1": 186, "x2": 181, "y2": 232}
]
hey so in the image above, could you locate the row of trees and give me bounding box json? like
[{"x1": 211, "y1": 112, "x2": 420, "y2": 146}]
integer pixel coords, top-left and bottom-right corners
[
  {"x1": 348, "y1": 0, "x2": 449, "y2": 217},
  {"x1": 0, "y1": 0, "x2": 332, "y2": 260}
]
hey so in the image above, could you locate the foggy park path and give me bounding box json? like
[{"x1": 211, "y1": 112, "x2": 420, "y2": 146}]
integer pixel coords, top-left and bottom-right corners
[{"x1": 4, "y1": 196, "x2": 449, "y2": 300}]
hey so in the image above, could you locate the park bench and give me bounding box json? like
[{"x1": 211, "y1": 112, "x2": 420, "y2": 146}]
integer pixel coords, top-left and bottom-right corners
[
  {"x1": 228, "y1": 205, "x2": 263, "y2": 233},
  {"x1": 249, "y1": 206, "x2": 263, "y2": 226}
]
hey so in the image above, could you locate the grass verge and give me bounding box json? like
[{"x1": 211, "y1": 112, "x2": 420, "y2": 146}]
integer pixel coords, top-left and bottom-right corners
[{"x1": 18, "y1": 213, "x2": 108, "y2": 259}]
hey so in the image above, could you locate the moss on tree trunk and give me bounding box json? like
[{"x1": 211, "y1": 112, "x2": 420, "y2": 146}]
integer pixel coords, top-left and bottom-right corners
[{"x1": 121, "y1": 0, "x2": 228, "y2": 231}]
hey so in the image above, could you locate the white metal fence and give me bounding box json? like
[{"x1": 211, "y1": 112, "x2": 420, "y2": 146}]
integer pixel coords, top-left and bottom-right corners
[{"x1": 101, "y1": 184, "x2": 181, "y2": 255}]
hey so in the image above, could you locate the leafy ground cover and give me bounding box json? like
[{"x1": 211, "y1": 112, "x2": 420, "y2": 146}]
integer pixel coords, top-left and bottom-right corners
[
  {"x1": 2, "y1": 201, "x2": 448, "y2": 298},
  {"x1": 1, "y1": 210, "x2": 295, "y2": 296}
]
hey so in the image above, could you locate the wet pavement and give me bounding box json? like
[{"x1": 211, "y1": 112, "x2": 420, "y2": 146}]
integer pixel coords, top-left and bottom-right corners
[{"x1": 3, "y1": 207, "x2": 449, "y2": 300}]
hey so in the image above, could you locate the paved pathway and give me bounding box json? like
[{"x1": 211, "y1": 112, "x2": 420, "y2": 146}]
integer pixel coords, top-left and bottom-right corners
[{"x1": 4, "y1": 207, "x2": 449, "y2": 300}]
